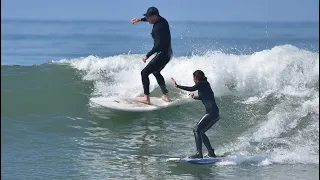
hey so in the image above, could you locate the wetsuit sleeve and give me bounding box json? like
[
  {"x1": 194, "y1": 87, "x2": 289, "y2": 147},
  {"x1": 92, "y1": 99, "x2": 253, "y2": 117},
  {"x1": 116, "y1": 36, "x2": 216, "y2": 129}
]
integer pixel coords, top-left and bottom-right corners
[
  {"x1": 141, "y1": 17, "x2": 148, "y2": 22},
  {"x1": 176, "y1": 84, "x2": 198, "y2": 92},
  {"x1": 146, "y1": 24, "x2": 163, "y2": 58}
]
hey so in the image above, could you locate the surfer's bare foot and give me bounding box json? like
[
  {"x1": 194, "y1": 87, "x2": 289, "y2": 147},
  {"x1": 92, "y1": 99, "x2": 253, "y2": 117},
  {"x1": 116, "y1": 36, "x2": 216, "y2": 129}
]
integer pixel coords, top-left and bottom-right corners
[
  {"x1": 136, "y1": 95, "x2": 150, "y2": 105},
  {"x1": 162, "y1": 94, "x2": 169, "y2": 102}
]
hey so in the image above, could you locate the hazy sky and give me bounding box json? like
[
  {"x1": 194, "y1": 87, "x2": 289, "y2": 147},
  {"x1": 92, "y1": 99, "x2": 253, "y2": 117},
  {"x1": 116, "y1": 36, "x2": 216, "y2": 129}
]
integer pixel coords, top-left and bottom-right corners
[{"x1": 1, "y1": 0, "x2": 319, "y2": 22}]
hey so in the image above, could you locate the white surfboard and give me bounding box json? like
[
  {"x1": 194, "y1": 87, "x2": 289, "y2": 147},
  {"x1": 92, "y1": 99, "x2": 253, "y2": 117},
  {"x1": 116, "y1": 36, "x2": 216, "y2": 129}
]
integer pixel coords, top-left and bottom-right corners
[{"x1": 90, "y1": 96, "x2": 192, "y2": 112}]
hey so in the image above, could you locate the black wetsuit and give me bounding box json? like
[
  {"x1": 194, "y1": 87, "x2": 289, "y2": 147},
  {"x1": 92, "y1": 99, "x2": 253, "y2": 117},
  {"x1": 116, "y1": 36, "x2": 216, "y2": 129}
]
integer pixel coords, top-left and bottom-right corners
[
  {"x1": 176, "y1": 80, "x2": 220, "y2": 158},
  {"x1": 140, "y1": 16, "x2": 172, "y2": 95}
]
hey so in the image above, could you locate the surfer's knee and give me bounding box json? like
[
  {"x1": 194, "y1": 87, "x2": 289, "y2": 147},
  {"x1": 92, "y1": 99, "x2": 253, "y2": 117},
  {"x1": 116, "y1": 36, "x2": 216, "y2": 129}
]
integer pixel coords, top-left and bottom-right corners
[
  {"x1": 199, "y1": 129, "x2": 206, "y2": 136},
  {"x1": 153, "y1": 70, "x2": 163, "y2": 77},
  {"x1": 193, "y1": 126, "x2": 200, "y2": 133},
  {"x1": 141, "y1": 69, "x2": 149, "y2": 77}
]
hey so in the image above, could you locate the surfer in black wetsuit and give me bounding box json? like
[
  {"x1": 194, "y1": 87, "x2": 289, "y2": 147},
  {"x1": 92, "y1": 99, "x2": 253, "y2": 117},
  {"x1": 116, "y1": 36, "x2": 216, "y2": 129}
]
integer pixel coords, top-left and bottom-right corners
[
  {"x1": 131, "y1": 7, "x2": 172, "y2": 105},
  {"x1": 171, "y1": 70, "x2": 220, "y2": 159}
]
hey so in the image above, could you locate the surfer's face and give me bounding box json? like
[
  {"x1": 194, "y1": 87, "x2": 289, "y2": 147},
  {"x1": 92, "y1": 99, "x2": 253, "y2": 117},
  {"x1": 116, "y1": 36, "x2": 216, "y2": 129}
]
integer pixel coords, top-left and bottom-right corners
[
  {"x1": 193, "y1": 76, "x2": 198, "y2": 84},
  {"x1": 146, "y1": 15, "x2": 158, "y2": 24}
]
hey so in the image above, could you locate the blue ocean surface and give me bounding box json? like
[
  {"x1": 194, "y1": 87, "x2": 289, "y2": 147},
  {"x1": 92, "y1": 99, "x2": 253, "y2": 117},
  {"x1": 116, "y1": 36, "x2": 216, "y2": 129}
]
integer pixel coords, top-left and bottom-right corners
[{"x1": 1, "y1": 19, "x2": 319, "y2": 179}]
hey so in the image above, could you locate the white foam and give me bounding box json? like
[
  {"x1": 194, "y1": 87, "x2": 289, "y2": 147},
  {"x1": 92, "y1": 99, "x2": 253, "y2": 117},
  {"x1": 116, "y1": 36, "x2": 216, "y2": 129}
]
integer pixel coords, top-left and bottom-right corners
[
  {"x1": 216, "y1": 154, "x2": 268, "y2": 166},
  {"x1": 53, "y1": 44, "x2": 319, "y2": 165},
  {"x1": 53, "y1": 45, "x2": 318, "y2": 99},
  {"x1": 270, "y1": 145, "x2": 319, "y2": 164}
]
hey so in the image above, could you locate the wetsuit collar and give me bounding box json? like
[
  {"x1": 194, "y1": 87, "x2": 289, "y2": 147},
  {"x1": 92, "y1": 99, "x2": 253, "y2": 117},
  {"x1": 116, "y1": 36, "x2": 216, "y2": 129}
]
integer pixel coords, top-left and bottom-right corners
[{"x1": 153, "y1": 16, "x2": 162, "y2": 25}]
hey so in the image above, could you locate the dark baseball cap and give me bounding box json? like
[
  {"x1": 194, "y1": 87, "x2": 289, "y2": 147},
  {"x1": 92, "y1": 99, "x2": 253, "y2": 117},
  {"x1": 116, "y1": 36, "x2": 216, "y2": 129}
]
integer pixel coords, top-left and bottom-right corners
[{"x1": 143, "y1": 7, "x2": 159, "y2": 17}]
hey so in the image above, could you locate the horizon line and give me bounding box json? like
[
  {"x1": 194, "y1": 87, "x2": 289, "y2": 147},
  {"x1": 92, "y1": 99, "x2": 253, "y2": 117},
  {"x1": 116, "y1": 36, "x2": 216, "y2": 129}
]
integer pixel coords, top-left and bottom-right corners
[{"x1": 1, "y1": 17, "x2": 319, "y2": 23}]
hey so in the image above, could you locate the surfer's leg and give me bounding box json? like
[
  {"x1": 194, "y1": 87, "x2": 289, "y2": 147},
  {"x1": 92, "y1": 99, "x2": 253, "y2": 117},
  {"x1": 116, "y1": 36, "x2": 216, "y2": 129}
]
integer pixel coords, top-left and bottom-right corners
[
  {"x1": 201, "y1": 115, "x2": 220, "y2": 157},
  {"x1": 137, "y1": 53, "x2": 163, "y2": 104},
  {"x1": 190, "y1": 113, "x2": 211, "y2": 159},
  {"x1": 136, "y1": 65, "x2": 151, "y2": 104},
  {"x1": 152, "y1": 54, "x2": 170, "y2": 102}
]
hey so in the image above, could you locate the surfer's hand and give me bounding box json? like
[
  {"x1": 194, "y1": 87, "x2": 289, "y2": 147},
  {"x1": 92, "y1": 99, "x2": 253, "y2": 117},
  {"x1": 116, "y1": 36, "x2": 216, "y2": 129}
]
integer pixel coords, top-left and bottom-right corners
[
  {"x1": 171, "y1": 77, "x2": 177, "y2": 87},
  {"x1": 131, "y1": 18, "x2": 141, "y2": 24},
  {"x1": 142, "y1": 56, "x2": 148, "y2": 63},
  {"x1": 189, "y1": 93, "x2": 195, "y2": 98}
]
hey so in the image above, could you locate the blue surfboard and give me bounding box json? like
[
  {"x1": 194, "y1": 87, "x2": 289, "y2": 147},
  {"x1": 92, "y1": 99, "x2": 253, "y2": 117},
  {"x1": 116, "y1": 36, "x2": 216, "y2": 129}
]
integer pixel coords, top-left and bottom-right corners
[{"x1": 166, "y1": 156, "x2": 226, "y2": 164}]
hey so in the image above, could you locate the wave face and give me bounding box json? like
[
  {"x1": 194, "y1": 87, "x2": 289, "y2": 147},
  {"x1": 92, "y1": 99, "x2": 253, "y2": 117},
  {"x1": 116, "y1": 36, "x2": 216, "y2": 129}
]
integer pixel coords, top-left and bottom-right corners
[{"x1": 49, "y1": 44, "x2": 319, "y2": 164}]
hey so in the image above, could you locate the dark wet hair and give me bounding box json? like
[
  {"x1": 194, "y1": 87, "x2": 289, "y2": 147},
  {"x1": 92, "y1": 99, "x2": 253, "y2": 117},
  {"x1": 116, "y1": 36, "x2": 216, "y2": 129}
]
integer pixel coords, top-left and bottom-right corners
[{"x1": 193, "y1": 70, "x2": 207, "y2": 81}]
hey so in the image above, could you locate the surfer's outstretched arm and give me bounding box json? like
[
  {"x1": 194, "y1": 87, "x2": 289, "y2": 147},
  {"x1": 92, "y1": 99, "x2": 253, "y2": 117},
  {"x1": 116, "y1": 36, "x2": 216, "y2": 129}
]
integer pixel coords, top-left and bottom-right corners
[
  {"x1": 140, "y1": 17, "x2": 148, "y2": 21},
  {"x1": 176, "y1": 84, "x2": 198, "y2": 92},
  {"x1": 171, "y1": 77, "x2": 199, "y2": 91},
  {"x1": 131, "y1": 17, "x2": 148, "y2": 24},
  {"x1": 171, "y1": 77, "x2": 199, "y2": 93}
]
